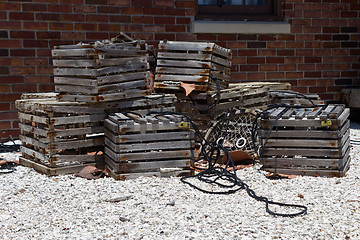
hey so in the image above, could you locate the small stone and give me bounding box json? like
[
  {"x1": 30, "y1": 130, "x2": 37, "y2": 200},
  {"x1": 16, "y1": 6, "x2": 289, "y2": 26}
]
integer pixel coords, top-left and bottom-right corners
[
  {"x1": 166, "y1": 200, "x2": 175, "y2": 206},
  {"x1": 119, "y1": 217, "x2": 130, "y2": 222},
  {"x1": 105, "y1": 195, "x2": 133, "y2": 203}
]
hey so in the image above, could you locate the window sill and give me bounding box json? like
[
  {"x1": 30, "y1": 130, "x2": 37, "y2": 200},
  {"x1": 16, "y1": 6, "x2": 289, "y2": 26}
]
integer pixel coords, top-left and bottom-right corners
[{"x1": 192, "y1": 20, "x2": 291, "y2": 34}]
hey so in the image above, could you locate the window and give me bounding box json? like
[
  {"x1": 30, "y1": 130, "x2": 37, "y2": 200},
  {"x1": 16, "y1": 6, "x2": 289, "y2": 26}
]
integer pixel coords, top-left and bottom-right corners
[{"x1": 196, "y1": 0, "x2": 283, "y2": 21}]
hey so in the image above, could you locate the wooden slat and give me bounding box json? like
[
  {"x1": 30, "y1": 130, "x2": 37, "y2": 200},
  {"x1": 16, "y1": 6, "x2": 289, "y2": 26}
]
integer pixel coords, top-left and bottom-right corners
[
  {"x1": 54, "y1": 68, "x2": 98, "y2": 77},
  {"x1": 97, "y1": 71, "x2": 149, "y2": 85},
  {"x1": 54, "y1": 77, "x2": 98, "y2": 87},
  {"x1": 55, "y1": 84, "x2": 98, "y2": 94},
  {"x1": 105, "y1": 147, "x2": 192, "y2": 162},
  {"x1": 105, "y1": 130, "x2": 194, "y2": 143},
  {"x1": 155, "y1": 74, "x2": 209, "y2": 83},
  {"x1": 158, "y1": 52, "x2": 212, "y2": 61},
  {"x1": 156, "y1": 67, "x2": 210, "y2": 76},
  {"x1": 97, "y1": 62, "x2": 148, "y2": 76},
  {"x1": 105, "y1": 138, "x2": 192, "y2": 153},
  {"x1": 51, "y1": 48, "x2": 96, "y2": 57},
  {"x1": 52, "y1": 59, "x2": 96, "y2": 67}
]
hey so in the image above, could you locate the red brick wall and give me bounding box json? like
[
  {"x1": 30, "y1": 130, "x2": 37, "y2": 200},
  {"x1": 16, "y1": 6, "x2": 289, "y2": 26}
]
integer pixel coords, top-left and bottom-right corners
[{"x1": 0, "y1": 0, "x2": 359, "y2": 140}]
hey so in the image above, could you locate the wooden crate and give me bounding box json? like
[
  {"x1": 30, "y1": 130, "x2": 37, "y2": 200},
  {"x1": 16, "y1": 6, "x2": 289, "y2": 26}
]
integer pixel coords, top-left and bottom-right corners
[
  {"x1": 52, "y1": 40, "x2": 151, "y2": 103},
  {"x1": 268, "y1": 90, "x2": 324, "y2": 106},
  {"x1": 104, "y1": 113, "x2": 195, "y2": 180},
  {"x1": 155, "y1": 40, "x2": 232, "y2": 93},
  {"x1": 259, "y1": 104, "x2": 350, "y2": 177},
  {"x1": 16, "y1": 96, "x2": 106, "y2": 175}
]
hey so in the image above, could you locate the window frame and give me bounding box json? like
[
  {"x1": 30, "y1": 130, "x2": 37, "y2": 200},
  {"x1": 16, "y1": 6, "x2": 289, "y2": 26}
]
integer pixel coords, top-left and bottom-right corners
[{"x1": 196, "y1": 0, "x2": 283, "y2": 21}]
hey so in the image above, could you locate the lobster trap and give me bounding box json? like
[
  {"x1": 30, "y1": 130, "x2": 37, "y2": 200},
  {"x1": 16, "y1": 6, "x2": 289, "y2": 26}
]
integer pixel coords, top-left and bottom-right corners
[
  {"x1": 258, "y1": 104, "x2": 350, "y2": 177},
  {"x1": 104, "y1": 113, "x2": 195, "y2": 180},
  {"x1": 16, "y1": 94, "x2": 106, "y2": 175}
]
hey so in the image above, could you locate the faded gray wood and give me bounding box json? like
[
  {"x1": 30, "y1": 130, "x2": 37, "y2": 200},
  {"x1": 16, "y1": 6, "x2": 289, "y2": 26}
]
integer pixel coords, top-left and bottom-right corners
[
  {"x1": 54, "y1": 68, "x2": 98, "y2": 77},
  {"x1": 97, "y1": 72, "x2": 149, "y2": 85},
  {"x1": 54, "y1": 77, "x2": 98, "y2": 87},
  {"x1": 156, "y1": 67, "x2": 211, "y2": 76}
]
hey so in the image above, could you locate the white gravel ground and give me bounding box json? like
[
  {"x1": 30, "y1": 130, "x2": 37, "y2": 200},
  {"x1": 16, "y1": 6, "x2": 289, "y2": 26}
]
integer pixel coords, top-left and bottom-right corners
[{"x1": 1, "y1": 124, "x2": 360, "y2": 240}]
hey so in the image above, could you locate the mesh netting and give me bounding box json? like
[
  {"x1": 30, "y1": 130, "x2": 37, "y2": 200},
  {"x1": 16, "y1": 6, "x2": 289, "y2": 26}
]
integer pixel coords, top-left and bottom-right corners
[{"x1": 204, "y1": 109, "x2": 258, "y2": 155}]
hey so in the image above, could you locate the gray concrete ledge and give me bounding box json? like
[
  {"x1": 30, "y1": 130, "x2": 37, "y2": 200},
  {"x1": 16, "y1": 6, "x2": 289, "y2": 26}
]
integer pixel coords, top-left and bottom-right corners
[{"x1": 192, "y1": 21, "x2": 291, "y2": 34}]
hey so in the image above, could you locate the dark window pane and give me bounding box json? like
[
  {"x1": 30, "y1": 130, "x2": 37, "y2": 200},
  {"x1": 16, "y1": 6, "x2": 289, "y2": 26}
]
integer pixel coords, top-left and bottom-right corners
[
  {"x1": 198, "y1": 0, "x2": 218, "y2": 5},
  {"x1": 245, "y1": 0, "x2": 266, "y2": 5}
]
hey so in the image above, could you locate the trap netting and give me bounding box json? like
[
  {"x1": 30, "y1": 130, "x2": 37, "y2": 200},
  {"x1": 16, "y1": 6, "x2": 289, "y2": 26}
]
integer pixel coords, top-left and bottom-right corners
[{"x1": 204, "y1": 108, "x2": 259, "y2": 157}]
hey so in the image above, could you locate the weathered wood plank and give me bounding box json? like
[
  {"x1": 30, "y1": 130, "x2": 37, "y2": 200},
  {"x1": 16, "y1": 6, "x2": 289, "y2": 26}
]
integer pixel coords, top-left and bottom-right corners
[
  {"x1": 105, "y1": 147, "x2": 192, "y2": 162},
  {"x1": 54, "y1": 68, "x2": 98, "y2": 77},
  {"x1": 97, "y1": 71, "x2": 149, "y2": 85},
  {"x1": 156, "y1": 67, "x2": 211, "y2": 76},
  {"x1": 55, "y1": 84, "x2": 98, "y2": 94},
  {"x1": 54, "y1": 77, "x2": 98, "y2": 87},
  {"x1": 52, "y1": 48, "x2": 96, "y2": 57}
]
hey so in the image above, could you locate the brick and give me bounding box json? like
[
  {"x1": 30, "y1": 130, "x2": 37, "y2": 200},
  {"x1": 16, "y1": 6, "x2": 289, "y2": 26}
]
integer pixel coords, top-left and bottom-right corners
[
  {"x1": 196, "y1": 34, "x2": 216, "y2": 41},
  {"x1": 23, "y1": 40, "x2": 48, "y2": 48},
  {"x1": 341, "y1": 71, "x2": 358, "y2": 78},
  {"x1": 247, "y1": 42, "x2": 266, "y2": 48},
  {"x1": 341, "y1": 11, "x2": 357, "y2": 18},
  {"x1": 335, "y1": 78, "x2": 353, "y2": 85},
  {"x1": 248, "y1": 73, "x2": 265, "y2": 80},
  {"x1": 267, "y1": 72, "x2": 285, "y2": 79},
  {"x1": 298, "y1": 64, "x2": 316, "y2": 71},
  {"x1": 144, "y1": 8, "x2": 165, "y2": 15},
  {"x1": 37, "y1": 31, "x2": 61, "y2": 39},
  {"x1": 165, "y1": 9, "x2": 186, "y2": 16},
  {"x1": 226, "y1": 42, "x2": 246, "y2": 48},
  {"x1": 309, "y1": 86, "x2": 326, "y2": 94},
  {"x1": 10, "y1": 67, "x2": 35, "y2": 75},
  {"x1": 49, "y1": 23, "x2": 73, "y2": 31},
  {"x1": 36, "y1": 13, "x2": 60, "y2": 21},
  {"x1": 133, "y1": 33, "x2": 153, "y2": 40},
  {"x1": 122, "y1": 25, "x2": 144, "y2": 32},
  {"x1": 24, "y1": 58, "x2": 48, "y2": 66},
  {"x1": 0, "y1": 130, "x2": 21, "y2": 140},
  {"x1": 231, "y1": 57, "x2": 246, "y2": 64},
  {"x1": 0, "y1": 3, "x2": 21, "y2": 11},
  {"x1": 332, "y1": 4, "x2": 348, "y2": 11},
  {"x1": 293, "y1": 19, "x2": 311, "y2": 26},
  {"x1": 323, "y1": 42, "x2": 340, "y2": 48},
  {"x1": 314, "y1": 49, "x2": 331, "y2": 56},
  {"x1": 266, "y1": 57, "x2": 284, "y2": 64},
  {"x1": 109, "y1": 15, "x2": 131, "y2": 23},
  {"x1": 0, "y1": 59, "x2": 22, "y2": 66},
  {"x1": 277, "y1": 50, "x2": 294, "y2": 56},
  {"x1": 341, "y1": 27, "x2": 358, "y2": 33},
  {"x1": 10, "y1": 31, "x2": 35, "y2": 39},
  {"x1": 304, "y1": 57, "x2": 321, "y2": 63},
  {"x1": 0, "y1": 121, "x2": 11, "y2": 129},
  {"x1": 240, "y1": 65, "x2": 258, "y2": 71},
  {"x1": 86, "y1": 32, "x2": 109, "y2": 40},
  {"x1": 311, "y1": 19, "x2": 329, "y2": 26},
  {"x1": 38, "y1": 84, "x2": 55, "y2": 92},
  {"x1": 316, "y1": 64, "x2": 334, "y2": 71},
  {"x1": 323, "y1": 71, "x2": 340, "y2": 78},
  {"x1": 0, "y1": 40, "x2": 21, "y2": 48},
  {"x1": 165, "y1": 25, "x2": 185, "y2": 32},
  {"x1": 333, "y1": 34, "x2": 350, "y2": 40},
  {"x1": 278, "y1": 35, "x2": 295, "y2": 41},
  {"x1": 0, "y1": 31, "x2": 8, "y2": 39},
  {"x1": 12, "y1": 120, "x2": 20, "y2": 129},
  {"x1": 97, "y1": 6, "x2": 121, "y2": 13},
  {"x1": 98, "y1": 24, "x2": 122, "y2": 32},
  {"x1": 332, "y1": 49, "x2": 350, "y2": 56},
  {"x1": 37, "y1": 66, "x2": 53, "y2": 74},
  {"x1": 314, "y1": 34, "x2": 332, "y2": 41},
  {"x1": 285, "y1": 57, "x2": 303, "y2": 64},
  {"x1": 0, "y1": 21, "x2": 21, "y2": 30},
  {"x1": 144, "y1": 25, "x2": 165, "y2": 33},
  {"x1": 22, "y1": 3, "x2": 47, "y2": 11},
  {"x1": 323, "y1": 27, "x2": 340, "y2": 33},
  {"x1": 0, "y1": 67, "x2": 9, "y2": 75},
  {"x1": 23, "y1": 22, "x2": 48, "y2": 30},
  {"x1": 238, "y1": 35, "x2": 257, "y2": 40},
  {"x1": 296, "y1": 49, "x2": 313, "y2": 56},
  {"x1": 330, "y1": 19, "x2": 348, "y2": 27},
  {"x1": 133, "y1": 16, "x2": 153, "y2": 24},
  {"x1": 86, "y1": 15, "x2": 109, "y2": 23},
  {"x1": 73, "y1": 5, "x2": 96, "y2": 13},
  {"x1": 176, "y1": 17, "x2": 191, "y2": 25},
  {"x1": 279, "y1": 64, "x2": 296, "y2": 71},
  {"x1": 286, "y1": 42, "x2": 304, "y2": 48},
  {"x1": 48, "y1": 4, "x2": 72, "y2": 13},
  {"x1": 154, "y1": 0, "x2": 174, "y2": 8},
  {"x1": 122, "y1": 7, "x2": 143, "y2": 15},
  {"x1": 155, "y1": 17, "x2": 175, "y2": 25},
  {"x1": 304, "y1": 27, "x2": 322, "y2": 33},
  {"x1": 305, "y1": 72, "x2": 322, "y2": 78},
  {"x1": 49, "y1": 40, "x2": 73, "y2": 48},
  {"x1": 175, "y1": 1, "x2": 196, "y2": 8},
  {"x1": 304, "y1": 11, "x2": 321, "y2": 18},
  {"x1": 108, "y1": 0, "x2": 131, "y2": 6},
  {"x1": 0, "y1": 49, "x2": 8, "y2": 56},
  {"x1": 317, "y1": 79, "x2": 334, "y2": 86},
  {"x1": 12, "y1": 84, "x2": 37, "y2": 93},
  {"x1": 230, "y1": 73, "x2": 246, "y2": 80},
  {"x1": 10, "y1": 49, "x2": 35, "y2": 57},
  {"x1": 9, "y1": 12, "x2": 34, "y2": 21},
  {"x1": 60, "y1": 0, "x2": 83, "y2": 3},
  {"x1": 268, "y1": 42, "x2": 285, "y2": 48},
  {"x1": 62, "y1": 14, "x2": 85, "y2": 22},
  {"x1": 322, "y1": 11, "x2": 340, "y2": 18},
  {"x1": 258, "y1": 49, "x2": 276, "y2": 56},
  {"x1": 334, "y1": 64, "x2": 351, "y2": 70},
  {"x1": 290, "y1": 27, "x2": 303, "y2": 34},
  {"x1": 75, "y1": 23, "x2": 97, "y2": 31},
  {"x1": 0, "y1": 112, "x2": 19, "y2": 120},
  {"x1": 283, "y1": 3, "x2": 293, "y2": 10},
  {"x1": 0, "y1": 94, "x2": 22, "y2": 101},
  {"x1": 247, "y1": 57, "x2": 265, "y2": 64},
  {"x1": 341, "y1": 42, "x2": 358, "y2": 48},
  {"x1": 176, "y1": 33, "x2": 196, "y2": 41},
  {"x1": 299, "y1": 79, "x2": 316, "y2": 87},
  {"x1": 260, "y1": 65, "x2": 277, "y2": 71},
  {"x1": 238, "y1": 50, "x2": 257, "y2": 57},
  {"x1": 155, "y1": 33, "x2": 175, "y2": 41},
  {"x1": 85, "y1": 0, "x2": 104, "y2": 4},
  {"x1": 0, "y1": 76, "x2": 22, "y2": 84}
]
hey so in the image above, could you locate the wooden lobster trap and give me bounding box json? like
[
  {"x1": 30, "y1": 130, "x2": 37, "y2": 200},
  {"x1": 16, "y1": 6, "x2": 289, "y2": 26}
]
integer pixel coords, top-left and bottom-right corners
[
  {"x1": 104, "y1": 113, "x2": 195, "y2": 180},
  {"x1": 52, "y1": 39, "x2": 151, "y2": 103},
  {"x1": 154, "y1": 40, "x2": 232, "y2": 93},
  {"x1": 16, "y1": 94, "x2": 106, "y2": 175},
  {"x1": 259, "y1": 104, "x2": 350, "y2": 177}
]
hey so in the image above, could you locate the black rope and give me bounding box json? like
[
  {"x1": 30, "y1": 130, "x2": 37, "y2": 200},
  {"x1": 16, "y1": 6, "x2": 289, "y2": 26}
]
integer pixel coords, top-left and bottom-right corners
[
  {"x1": 0, "y1": 160, "x2": 17, "y2": 174},
  {"x1": 268, "y1": 90, "x2": 316, "y2": 106},
  {"x1": 0, "y1": 135, "x2": 20, "y2": 153},
  {"x1": 146, "y1": 110, "x2": 307, "y2": 217}
]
